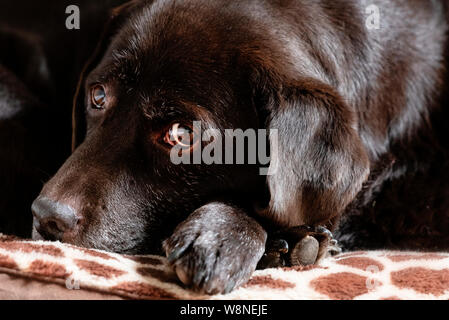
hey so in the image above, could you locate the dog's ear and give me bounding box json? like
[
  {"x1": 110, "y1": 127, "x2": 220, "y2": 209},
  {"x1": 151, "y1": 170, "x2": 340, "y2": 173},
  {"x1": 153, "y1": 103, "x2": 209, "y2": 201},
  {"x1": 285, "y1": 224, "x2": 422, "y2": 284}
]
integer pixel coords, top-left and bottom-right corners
[
  {"x1": 258, "y1": 77, "x2": 370, "y2": 228},
  {"x1": 71, "y1": 0, "x2": 141, "y2": 151}
]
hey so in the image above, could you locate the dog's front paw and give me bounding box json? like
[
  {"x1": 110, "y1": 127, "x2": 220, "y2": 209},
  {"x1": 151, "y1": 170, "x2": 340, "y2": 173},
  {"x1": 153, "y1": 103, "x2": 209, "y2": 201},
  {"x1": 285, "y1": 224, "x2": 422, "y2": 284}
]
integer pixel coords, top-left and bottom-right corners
[
  {"x1": 258, "y1": 226, "x2": 341, "y2": 269},
  {"x1": 163, "y1": 203, "x2": 267, "y2": 294}
]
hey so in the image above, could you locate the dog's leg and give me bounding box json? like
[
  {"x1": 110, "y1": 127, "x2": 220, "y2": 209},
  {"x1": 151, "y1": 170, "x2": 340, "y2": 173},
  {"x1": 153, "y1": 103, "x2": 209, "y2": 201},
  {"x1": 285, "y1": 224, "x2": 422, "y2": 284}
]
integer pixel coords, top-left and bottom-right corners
[
  {"x1": 163, "y1": 202, "x2": 266, "y2": 294},
  {"x1": 256, "y1": 79, "x2": 370, "y2": 266},
  {"x1": 262, "y1": 80, "x2": 370, "y2": 227}
]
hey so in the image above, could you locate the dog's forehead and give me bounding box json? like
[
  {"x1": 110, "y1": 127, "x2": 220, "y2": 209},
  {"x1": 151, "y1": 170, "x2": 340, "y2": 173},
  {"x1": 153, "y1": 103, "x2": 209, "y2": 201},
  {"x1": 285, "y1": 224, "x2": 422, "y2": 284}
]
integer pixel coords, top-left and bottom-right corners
[{"x1": 111, "y1": 0, "x2": 256, "y2": 70}]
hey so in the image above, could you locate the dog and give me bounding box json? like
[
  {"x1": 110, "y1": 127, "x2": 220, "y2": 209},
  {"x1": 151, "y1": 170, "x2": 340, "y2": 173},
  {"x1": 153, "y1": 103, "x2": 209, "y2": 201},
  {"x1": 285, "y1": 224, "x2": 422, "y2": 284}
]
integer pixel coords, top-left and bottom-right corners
[{"x1": 1, "y1": 0, "x2": 448, "y2": 294}]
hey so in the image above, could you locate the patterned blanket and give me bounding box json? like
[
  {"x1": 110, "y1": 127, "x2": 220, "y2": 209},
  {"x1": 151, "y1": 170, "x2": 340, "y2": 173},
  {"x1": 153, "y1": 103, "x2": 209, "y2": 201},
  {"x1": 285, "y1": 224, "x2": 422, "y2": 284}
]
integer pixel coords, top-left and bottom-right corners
[{"x1": 0, "y1": 234, "x2": 448, "y2": 300}]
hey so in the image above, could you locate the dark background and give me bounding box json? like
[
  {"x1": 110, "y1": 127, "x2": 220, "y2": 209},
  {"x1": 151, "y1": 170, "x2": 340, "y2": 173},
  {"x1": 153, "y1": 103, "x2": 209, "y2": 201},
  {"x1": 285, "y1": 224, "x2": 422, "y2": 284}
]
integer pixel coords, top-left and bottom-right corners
[{"x1": 0, "y1": 0, "x2": 126, "y2": 236}]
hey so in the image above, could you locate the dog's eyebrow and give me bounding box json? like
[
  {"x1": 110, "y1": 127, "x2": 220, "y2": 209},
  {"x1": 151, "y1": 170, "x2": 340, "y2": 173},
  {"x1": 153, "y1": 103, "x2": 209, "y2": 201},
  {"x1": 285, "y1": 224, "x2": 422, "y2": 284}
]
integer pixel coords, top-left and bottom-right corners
[{"x1": 141, "y1": 95, "x2": 218, "y2": 126}]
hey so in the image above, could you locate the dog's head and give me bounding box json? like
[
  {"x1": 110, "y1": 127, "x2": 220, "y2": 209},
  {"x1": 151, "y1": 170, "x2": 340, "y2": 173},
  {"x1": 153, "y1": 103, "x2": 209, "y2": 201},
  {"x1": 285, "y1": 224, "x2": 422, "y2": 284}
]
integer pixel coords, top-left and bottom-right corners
[
  {"x1": 31, "y1": 0, "x2": 267, "y2": 253},
  {"x1": 31, "y1": 0, "x2": 369, "y2": 254}
]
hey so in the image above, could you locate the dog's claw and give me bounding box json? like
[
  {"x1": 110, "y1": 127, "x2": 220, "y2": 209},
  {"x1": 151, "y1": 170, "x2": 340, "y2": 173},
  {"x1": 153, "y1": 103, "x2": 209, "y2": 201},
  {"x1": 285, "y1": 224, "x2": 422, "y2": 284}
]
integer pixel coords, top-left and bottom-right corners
[
  {"x1": 315, "y1": 226, "x2": 333, "y2": 238},
  {"x1": 167, "y1": 245, "x2": 189, "y2": 263},
  {"x1": 327, "y1": 244, "x2": 343, "y2": 256},
  {"x1": 268, "y1": 239, "x2": 289, "y2": 253},
  {"x1": 257, "y1": 239, "x2": 290, "y2": 269},
  {"x1": 224, "y1": 281, "x2": 236, "y2": 294},
  {"x1": 175, "y1": 265, "x2": 191, "y2": 285}
]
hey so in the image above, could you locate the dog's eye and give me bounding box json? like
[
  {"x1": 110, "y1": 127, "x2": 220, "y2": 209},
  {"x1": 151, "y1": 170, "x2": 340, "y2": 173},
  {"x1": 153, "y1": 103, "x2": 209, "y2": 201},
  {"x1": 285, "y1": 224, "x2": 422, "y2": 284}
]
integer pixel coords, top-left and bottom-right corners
[
  {"x1": 91, "y1": 85, "x2": 106, "y2": 109},
  {"x1": 164, "y1": 123, "x2": 196, "y2": 148}
]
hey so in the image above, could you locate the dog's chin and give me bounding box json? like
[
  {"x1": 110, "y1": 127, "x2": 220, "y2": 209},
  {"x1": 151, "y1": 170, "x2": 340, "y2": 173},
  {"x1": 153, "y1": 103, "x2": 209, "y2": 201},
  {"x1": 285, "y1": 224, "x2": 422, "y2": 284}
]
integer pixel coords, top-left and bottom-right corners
[
  {"x1": 32, "y1": 231, "x2": 158, "y2": 256},
  {"x1": 31, "y1": 217, "x2": 161, "y2": 255}
]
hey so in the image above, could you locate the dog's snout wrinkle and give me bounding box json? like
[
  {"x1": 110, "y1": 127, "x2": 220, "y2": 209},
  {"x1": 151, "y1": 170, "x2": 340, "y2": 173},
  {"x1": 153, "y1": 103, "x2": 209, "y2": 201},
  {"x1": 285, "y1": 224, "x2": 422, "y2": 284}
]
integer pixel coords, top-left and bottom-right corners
[{"x1": 31, "y1": 196, "x2": 79, "y2": 240}]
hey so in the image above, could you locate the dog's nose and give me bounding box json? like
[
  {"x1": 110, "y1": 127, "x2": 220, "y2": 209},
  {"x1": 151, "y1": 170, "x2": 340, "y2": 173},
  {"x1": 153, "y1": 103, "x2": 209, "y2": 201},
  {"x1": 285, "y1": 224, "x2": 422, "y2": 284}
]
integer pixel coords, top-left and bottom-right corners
[{"x1": 31, "y1": 196, "x2": 79, "y2": 241}]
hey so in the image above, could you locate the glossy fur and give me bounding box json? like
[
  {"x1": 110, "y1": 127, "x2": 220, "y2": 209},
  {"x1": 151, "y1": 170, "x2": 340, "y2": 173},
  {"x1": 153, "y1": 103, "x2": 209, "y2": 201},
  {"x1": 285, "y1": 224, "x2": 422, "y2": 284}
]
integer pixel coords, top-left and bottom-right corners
[{"x1": 0, "y1": 0, "x2": 448, "y2": 293}]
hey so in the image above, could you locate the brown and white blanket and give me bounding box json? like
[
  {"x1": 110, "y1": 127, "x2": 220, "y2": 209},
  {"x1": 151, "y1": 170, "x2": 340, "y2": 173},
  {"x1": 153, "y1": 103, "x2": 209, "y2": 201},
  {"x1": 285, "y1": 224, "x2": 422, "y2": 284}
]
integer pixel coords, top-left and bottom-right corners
[{"x1": 0, "y1": 234, "x2": 447, "y2": 300}]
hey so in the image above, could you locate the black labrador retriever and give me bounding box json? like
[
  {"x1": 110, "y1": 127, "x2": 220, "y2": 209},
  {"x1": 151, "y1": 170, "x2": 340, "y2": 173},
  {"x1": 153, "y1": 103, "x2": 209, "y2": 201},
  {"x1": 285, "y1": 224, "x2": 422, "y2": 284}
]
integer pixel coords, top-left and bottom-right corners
[{"x1": 2, "y1": 0, "x2": 449, "y2": 294}]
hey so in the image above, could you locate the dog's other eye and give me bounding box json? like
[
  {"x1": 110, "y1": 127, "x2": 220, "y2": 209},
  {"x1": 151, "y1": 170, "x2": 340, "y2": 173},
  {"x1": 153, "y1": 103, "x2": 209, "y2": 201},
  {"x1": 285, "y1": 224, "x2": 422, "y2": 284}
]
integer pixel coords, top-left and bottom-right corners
[
  {"x1": 91, "y1": 85, "x2": 107, "y2": 109},
  {"x1": 164, "y1": 123, "x2": 196, "y2": 148}
]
